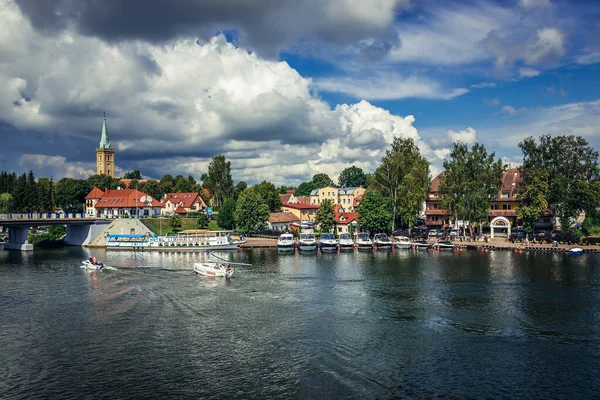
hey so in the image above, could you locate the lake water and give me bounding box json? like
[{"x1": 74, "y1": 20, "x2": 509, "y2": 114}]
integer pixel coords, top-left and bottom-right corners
[{"x1": 1, "y1": 247, "x2": 599, "y2": 399}]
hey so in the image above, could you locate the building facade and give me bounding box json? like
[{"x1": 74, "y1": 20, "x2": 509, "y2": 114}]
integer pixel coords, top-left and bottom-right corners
[
  {"x1": 424, "y1": 173, "x2": 452, "y2": 229},
  {"x1": 85, "y1": 187, "x2": 162, "y2": 217},
  {"x1": 161, "y1": 192, "x2": 206, "y2": 216},
  {"x1": 309, "y1": 186, "x2": 366, "y2": 212},
  {"x1": 267, "y1": 212, "x2": 301, "y2": 231},
  {"x1": 281, "y1": 203, "x2": 318, "y2": 221},
  {"x1": 96, "y1": 113, "x2": 115, "y2": 177}
]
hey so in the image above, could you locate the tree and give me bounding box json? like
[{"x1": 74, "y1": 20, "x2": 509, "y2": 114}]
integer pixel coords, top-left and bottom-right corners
[
  {"x1": 373, "y1": 137, "x2": 430, "y2": 230},
  {"x1": 9, "y1": 173, "x2": 27, "y2": 212},
  {"x1": 55, "y1": 178, "x2": 91, "y2": 213},
  {"x1": 517, "y1": 168, "x2": 549, "y2": 235},
  {"x1": 123, "y1": 170, "x2": 142, "y2": 179},
  {"x1": 174, "y1": 174, "x2": 195, "y2": 193},
  {"x1": 87, "y1": 174, "x2": 121, "y2": 191},
  {"x1": 315, "y1": 199, "x2": 335, "y2": 233},
  {"x1": 138, "y1": 180, "x2": 162, "y2": 201},
  {"x1": 159, "y1": 174, "x2": 175, "y2": 195},
  {"x1": 357, "y1": 190, "x2": 392, "y2": 234},
  {"x1": 312, "y1": 173, "x2": 334, "y2": 188},
  {"x1": 197, "y1": 213, "x2": 209, "y2": 229},
  {"x1": 0, "y1": 171, "x2": 17, "y2": 194},
  {"x1": 254, "y1": 181, "x2": 281, "y2": 212},
  {"x1": 169, "y1": 214, "x2": 182, "y2": 232},
  {"x1": 519, "y1": 135, "x2": 600, "y2": 229},
  {"x1": 234, "y1": 181, "x2": 247, "y2": 200},
  {"x1": 338, "y1": 166, "x2": 367, "y2": 188},
  {"x1": 127, "y1": 178, "x2": 139, "y2": 190},
  {"x1": 234, "y1": 187, "x2": 269, "y2": 233},
  {"x1": 202, "y1": 155, "x2": 234, "y2": 209},
  {"x1": 217, "y1": 198, "x2": 236, "y2": 230},
  {"x1": 25, "y1": 170, "x2": 38, "y2": 212},
  {"x1": 439, "y1": 142, "x2": 505, "y2": 233},
  {"x1": 37, "y1": 177, "x2": 55, "y2": 213},
  {"x1": 0, "y1": 193, "x2": 12, "y2": 214},
  {"x1": 296, "y1": 181, "x2": 318, "y2": 196}
]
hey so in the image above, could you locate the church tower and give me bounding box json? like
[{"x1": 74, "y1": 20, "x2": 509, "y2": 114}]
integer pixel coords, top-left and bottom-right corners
[{"x1": 96, "y1": 112, "x2": 115, "y2": 177}]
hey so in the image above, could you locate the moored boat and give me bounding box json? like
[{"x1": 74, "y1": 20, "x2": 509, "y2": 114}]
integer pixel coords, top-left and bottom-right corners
[
  {"x1": 356, "y1": 232, "x2": 373, "y2": 251},
  {"x1": 413, "y1": 240, "x2": 431, "y2": 250},
  {"x1": 569, "y1": 247, "x2": 583, "y2": 255},
  {"x1": 373, "y1": 233, "x2": 392, "y2": 250},
  {"x1": 393, "y1": 235, "x2": 411, "y2": 249},
  {"x1": 338, "y1": 233, "x2": 355, "y2": 251},
  {"x1": 298, "y1": 233, "x2": 317, "y2": 252},
  {"x1": 106, "y1": 230, "x2": 246, "y2": 251},
  {"x1": 277, "y1": 233, "x2": 296, "y2": 252},
  {"x1": 193, "y1": 253, "x2": 252, "y2": 278},
  {"x1": 433, "y1": 240, "x2": 455, "y2": 251},
  {"x1": 319, "y1": 233, "x2": 338, "y2": 252}
]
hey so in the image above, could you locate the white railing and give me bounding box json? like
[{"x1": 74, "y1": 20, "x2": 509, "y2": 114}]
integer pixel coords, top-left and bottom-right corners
[{"x1": 0, "y1": 213, "x2": 88, "y2": 220}]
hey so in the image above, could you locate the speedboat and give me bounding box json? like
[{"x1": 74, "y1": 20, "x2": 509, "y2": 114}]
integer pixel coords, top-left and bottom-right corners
[
  {"x1": 193, "y1": 253, "x2": 251, "y2": 278},
  {"x1": 319, "y1": 233, "x2": 338, "y2": 252},
  {"x1": 569, "y1": 247, "x2": 583, "y2": 255},
  {"x1": 338, "y1": 233, "x2": 355, "y2": 251},
  {"x1": 356, "y1": 232, "x2": 373, "y2": 251},
  {"x1": 373, "y1": 233, "x2": 392, "y2": 250},
  {"x1": 81, "y1": 258, "x2": 104, "y2": 270},
  {"x1": 393, "y1": 235, "x2": 411, "y2": 249},
  {"x1": 413, "y1": 240, "x2": 431, "y2": 250},
  {"x1": 298, "y1": 233, "x2": 317, "y2": 252},
  {"x1": 277, "y1": 233, "x2": 296, "y2": 252},
  {"x1": 433, "y1": 240, "x2": 455, "y2": 251}
]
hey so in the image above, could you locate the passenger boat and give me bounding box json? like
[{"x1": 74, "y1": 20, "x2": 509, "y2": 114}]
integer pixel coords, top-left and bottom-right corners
[
  {"x1": 356, "y1": 232, "x2": 373, "y2": 251},
  {"x1": 373, "y1": 233, "x2": 392, "y2": 250},
  {"x1": 298, "y1": 233, "x2": 317, "y2": 252},
  {"x1": 106, "y1": 230, "x2": 246, "y2": 251},
  {"x1": 319, "y1": 233, "x2": 338, "y2": 252},
  {"x1": 338, "y1": 233, "x2": 355, "y2": 251},
  {"x1": 433, "y1": 240, "x2": 455, "y2": 251},
  {"x1": 81, "y1": 258, "x2": 104, "y2": 270},
  {"x1": 413, "y1": 240, "x2": 431, "y2": 250},
  {"x1": 193, "y1": 253, "x2": 251, "y2": 278},
  {"x1": 393, "y1": 235, "x2": 412, "y2": 249},
  {"x1": 277, "y1": 233, "x2": 296, "y2": 252}
]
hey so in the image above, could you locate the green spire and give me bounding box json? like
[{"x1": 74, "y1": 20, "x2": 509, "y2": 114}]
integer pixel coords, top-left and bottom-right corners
[{"x1": 99, "y1": 111, "x2": 111, "y2": 148}]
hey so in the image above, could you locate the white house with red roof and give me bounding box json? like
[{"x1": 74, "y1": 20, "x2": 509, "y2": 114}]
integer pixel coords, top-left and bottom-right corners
[
  {"x1": 85, "y1": 188, "x2": 162, "y2": 218},
  {"x1": 268, "y1": 212, "x2": 300, "y2": 231},
  {"x1": 334, "y1": 212, "x2": 359, "y2": 235},
  {"x1": 161, "y1": 192, "x2": 206, "y2": 216}
]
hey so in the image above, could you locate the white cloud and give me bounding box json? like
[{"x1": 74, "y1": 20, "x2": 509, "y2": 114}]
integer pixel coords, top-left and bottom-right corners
[
  {"x1": 447, "y1": 127, "x2": 477, "y2": 144},
  {"x1": 519, "y1": 67, "x2": 541, "y2": 78},
  {"x1": 525, "y1": 28, "x2": 565, "y2": 65},
  {"x1": 18, "y1": 154, "x2": 97, "y2": 179},
  {"x1": 576, "y1": 49, "x2": 600, "y2": 65},
  {"x1": 471, "y1": 82, "x2": 497, "y2": 89},
  {"x1": 502, "y1": 105, "x2": 528, "y2": 115},
  {"x1": 520, "y1": 0, "x2": 552, "y2": 8}
]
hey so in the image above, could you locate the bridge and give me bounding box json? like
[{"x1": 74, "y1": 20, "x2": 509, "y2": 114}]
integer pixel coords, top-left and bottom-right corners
[{"x1": 0, "y1": 213, "x2": 112, "y2": 251}]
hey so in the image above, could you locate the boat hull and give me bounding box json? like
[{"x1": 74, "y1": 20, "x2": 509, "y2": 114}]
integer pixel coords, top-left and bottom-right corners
[
  {"x1": 81, "y1": 260, "x2": 104, "y2": 270},
  {"x1": 298, "y1": 242, "x2": 317, "y2": 251},
  {"x1": 374, "y1": 242, "x2": 392, "y2": 250},
  {"x1": 356, "y1": 242, "x2": 373, "y2": 251},
  {"x1": 394, "y1": 242, "x2": 412, "y2": 249},
  {"x1": 320, "y1": 243, "x2": 338, "y2": 252},
  {"x1": 338, "y1": 243, "x2": 355, "y2": 251},
  {"x1": 107, "y1": 241, "x2": 246, "y2": 251},
  {"x1": 413, "y1": 244, "x2": 430, "y2": 250},
  {"x1": 277, "y1": 243, "x2": 296, "y2": 252},
  {"x1": 193, "y1": 263, "x2": 234, "y2": 278}
]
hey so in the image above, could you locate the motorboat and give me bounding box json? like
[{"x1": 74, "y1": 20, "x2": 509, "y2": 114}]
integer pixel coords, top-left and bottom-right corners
[
  {"x1": 433, "y1": 240, "x2": 455, "y2": 251},
  {"x1": 393, "y1": 235, "x2": 411, "y2": 249},
  {"x1": 356, "y1": 232, "x2": 373, "y2": 251},
  {"x1": 298, "y1": 232, "x2": 317, "y2": 252},
  {"x1": 338, "y1": 233, "x2": 355, "y2": 251},
  {"x1": 277, "y1": 233, "x2": 296, "y2": 252},
  {"x1": 569, "y1": 247, "x2": 583, "y2": 255},
  {"x1": 413, "y1": 240, "x2": 431, "y2": 250},
  {"x1": 81, "y1": 258, "x2": 104, "y2": 270},
  {"x1": 319, "y1": 233, "x2": 338, "y2": 252},
  {"x1": 193, "y1": 253, "x2": 251, "y2": 278},
  {"x1": 373, "y1": 233, "x2": 392, "y2": 250}
]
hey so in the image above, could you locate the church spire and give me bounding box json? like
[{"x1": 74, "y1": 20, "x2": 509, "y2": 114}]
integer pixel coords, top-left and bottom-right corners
[{"x1": 99, "y1": 111, "x2": 111, "y2": 148}]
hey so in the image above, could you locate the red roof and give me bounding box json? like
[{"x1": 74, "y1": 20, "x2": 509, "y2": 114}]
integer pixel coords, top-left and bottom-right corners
[
  {"x1": 353, "y1": 195, "x2": 362, "y2": 208},
  {"x1": 334, "y1": 212, "x2": 358, "y2": 225},
  {"x1": 296, "y1": 196, "x2": 310, "y2": 204},
  {"x1": 333, "y1": 204, "x2": 343, "y2": 213},
  {"x1": 202, "y1": 188, "x2": 212, "y2": 198},
  {"x1": 93, "y1": 189, "x2": 162, "y2": 208},
  {"x1": 85, "y1": 187, "x2": 105, "y2": 199},
  {"x1": 280, "y1": 193, "x2": 293, "y2": 204},
  {"x1": 163, "y1": 192, "x2": 203, "y2": 209},
  {"x1": 269, "y1": 212, "x2": 300, "y2": 223},
  {"x1": 174, "y1": 206, "x2": 188, "y2": 214},
  {"x1": 282, "y1": 203, "x2": 319, "y2": 210},
  {"x1": 429, "y1": 172, "x2": 446, "y2": 194}
]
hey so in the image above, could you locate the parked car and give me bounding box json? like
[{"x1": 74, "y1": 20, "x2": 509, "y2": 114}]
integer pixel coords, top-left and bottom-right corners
[
  {"x1": 450, "y1": 229, "x2": 458, "y2": 237},
  {"x1": 428, "y1": 229, "x2": 438, "y2": 238}
]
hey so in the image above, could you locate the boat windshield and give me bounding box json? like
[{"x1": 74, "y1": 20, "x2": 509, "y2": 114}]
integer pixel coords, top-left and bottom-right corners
[
  {"x1": 376, "y1": 233, "x2": 389, "y2": 241},
  {"x1": 321, "y1": 233, "x2": 334, "y2": 240},
  {"x1": 280, "y1": 234, "x2": 293, "y2": 240},
  {"x1": 340, "y1": 233, "x2": 351, "y2": 240},
  {"x1": 300, "y1": 233, "x2": 315, "y2": 240},
  {"x1": 358, "y1": 233, "x2": 369, "y2": 240}
]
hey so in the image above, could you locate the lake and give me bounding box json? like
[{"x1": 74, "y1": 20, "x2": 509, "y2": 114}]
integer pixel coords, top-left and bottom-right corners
[{"x1": 1, "y1": 247, "x2": 599, "y2": 399}]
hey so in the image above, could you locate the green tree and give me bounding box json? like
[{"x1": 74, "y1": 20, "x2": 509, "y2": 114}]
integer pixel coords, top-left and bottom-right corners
[
  {"x1": 0, "y1": 171, "x2": 17, "y2": 194},
  {"x1": 173, "y1": 174, "x2": 195, "y2": 192},
  {"x1": 202, "y1": 155, "x2": 234, "y2": 209},
  {"x1": 169, "y1": 214, "x2": 182, "y2": 232},
  {"x1": 123, "y1": 170, "x2": 142, "y2": 179},
  {"x1": 0, "y1": 193, "x2": 12, "y2": 214},
  {"x1": 517, "y1": 168, "x2": 549, "y2": 235},
  {"x1": 138, "y1": 180, "x2": 163, "y2": 201},
  {"x1": 373, "y1": 137, "x2": 430, "y2": 230},
  {"x1": 338, "y1": 166, "x2": 367, "y2": 187},
  {"x1": 9, "y1": 173, "x2": 27, "y2": 212},
  {"x1": 315, "y1": 199, "x2": 335, "y2": 233},
  {"x1": 439, "y1": 142, "x2": 505, "y2": 233},
  {"x1": 217, "y1": 198, "x2": 236, "y2": 230},
  {"x1": 37, "y1": 177, "x2": 55, "y2": 213},
  {"x1": 312, "y1": 173, "x2": 335, "y2": 188},
  {"x1": 234, "y1": 181, "x2": 247, "y2": 200},
  {"x1": 55, "y1": 178, "x2": 91, "y2": 213},
  {"x1": 357, "y1": 190, "x2": 392, "y2": 234},
  {"x1": 127, "y1": 178, "x2": 139, "y2": 189},
  {"x1": 87, "y1": 174, "x2": 121, "y2": 191},
  {"x1": 296, "y1": 181, "x2": 318, "y2": 196},
  {"x1": 159, "y1": 174, "x2": 175, "y2": 195},
  {"x1": 196, "y1": 213, "x2": 209, "y2": 229},
  {"x1": 519, "y1": 135, "x2": 600, "y2": 229},
  {"x1": 234, "y1": 187, "x2": 269, "y2": 233},
  {"x1": 254, "y1": 181, "x2": 281, "y2": 212}
]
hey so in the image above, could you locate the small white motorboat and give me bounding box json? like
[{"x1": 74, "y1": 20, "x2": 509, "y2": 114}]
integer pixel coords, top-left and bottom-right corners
[
  {"x1": 569, "y1": 247, "x2": 583, "y2": 255},
  {"x1": 356, "y1": 232, "x2": 373, "y2": 251},
  {"x1": 298, "y1": 233, "x2": 317, "y2": 252},
  {"x1": 338, "y1": 233, "x2": 355, "y2": 251},
  {"x1": 81, "y1": 259, "x2": 105, "y2": 270},
  {"x1": 413, "y1": 240, "x2": 431, "y2": 250},
  {"x1": 373, "y1": 233, "x2": 392, "y2": 250},
  {"x1": 393, "y1": 236, "x2": 412, "y2": 249},
  {"x1": 319, "y1": 233, "x2": 338, "y2": 252},
  {"x1": 433, "y1": 240, "x2": 455, "y2": 251},
  {"x1": 193, "y1": 253, "x2": 251, "y2": 278},
  {"x1": 277, "y1": 233, "x2": 296, "y2": 252}
]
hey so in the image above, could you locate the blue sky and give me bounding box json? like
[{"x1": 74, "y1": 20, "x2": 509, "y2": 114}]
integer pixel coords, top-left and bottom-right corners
[{"x1": 1, "y1": 0, "x2": 599, "y2": 183}]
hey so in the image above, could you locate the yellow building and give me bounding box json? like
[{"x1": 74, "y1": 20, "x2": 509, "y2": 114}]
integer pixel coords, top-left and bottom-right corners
[
  {"x1": 309, "y1": 186, "x2": 366, "y2": 211},
  {"x1": 96, "y1": 112, "x2": 115, "y2": 177},
  {"x1": 280, "y1": 203, "x2": 319, "y2": 221}
]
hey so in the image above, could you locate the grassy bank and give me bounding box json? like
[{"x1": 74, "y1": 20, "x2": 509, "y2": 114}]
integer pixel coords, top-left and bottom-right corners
[{"x1": 141, "y1": 218, "x2": 221, "y2": 236}]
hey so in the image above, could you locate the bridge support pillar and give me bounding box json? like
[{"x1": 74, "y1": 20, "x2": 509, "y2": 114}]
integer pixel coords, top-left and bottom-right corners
[
  {"x1": 65, "y1": 223, "x2": 107, "y2": 246},
  {"x1": 4, "y1": 226, "x2": 33, "y2": 251}
]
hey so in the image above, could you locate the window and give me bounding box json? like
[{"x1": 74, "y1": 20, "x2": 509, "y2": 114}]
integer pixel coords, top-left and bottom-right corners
[
  {"x1": 501, "y1": 192, "x2": 509, "y2": 199},
  {"x1": 491, "y1": 204, "x2": 499, "y2": 210},
  {"x1": 338, "y1": 227, "x2": 342, "y2": 233},
  {"x1": 502, "y1": 204, "x2": 509, "y2": 210}
]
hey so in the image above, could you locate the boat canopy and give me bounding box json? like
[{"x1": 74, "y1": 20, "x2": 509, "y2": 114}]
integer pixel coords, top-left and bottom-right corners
[
  {"x1": 279, "y1": 234, "x2": 294, "y2": 240},
  {"x1": 339, "y1": 233, "x2": 351, "y2": 239},
  {"x1": 358, "y1": 233, "x2": 369, "y2": 239},
  {"x1": 321, "y1": 233, "x2": 335, "y2": 240},
  {"x1": 300, "y1": 233, "x2": 315, "y2": 239},
  {"x1": 107, "y1": 234, "x2": 148, "y2": 239}
]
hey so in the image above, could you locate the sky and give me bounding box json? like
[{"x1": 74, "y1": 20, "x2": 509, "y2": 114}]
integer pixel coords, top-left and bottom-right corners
[{"x1": 1, "y1": 0, "x2": 599, "y2": 185}]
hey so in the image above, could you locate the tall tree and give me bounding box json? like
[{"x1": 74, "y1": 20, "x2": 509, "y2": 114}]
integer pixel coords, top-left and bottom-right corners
[
  {"x1": 338, "y1": 166, "x2": 367, "y2": 188},
  {"x1": 517, "y1": 168, "x2": 549, "y2": 235},
  {"x1": 312, "y1": 173, "x2": 335, "y2": 188},
  {"x1": 37, "y1": 177, "x2": 55, "y2": 213},
  {"x1": 254, "y1": 181, "x2": 282, "y2": 212},
  {"x1": 519, "y1": 135, "x2": 600, "y2": 229},
  {"x1": 202, "y1": 155, "x2": 234, "y2": 209},
  {"x1": 159, "y1": 174, "x2": 175, "y2": 195},
  {"x1": 373, "y1": 137, "x2": 430, "y2": 230},
  {"x1": 0, "y1": 171, "x2": 17, "y2": 194},
  {"x1": 315, "y1": 199, "x2": 336, "y2": 233},
  {"x1": 123, "y1": 170, "x2": 142, "y2": 179},
  {"x1": 439, "y1": 142, "x2": 505, "y2": 233},
  {"x1": 234, "y1": 181, "x2": 248, "y2": 200},
  {"x1": 296, "y1": 181, "x2": 318, "y2": 196},
  {"x1": 173, "y1": 174, "x2": 195, "y2": 192},
  {"x1": 234, "y1": 187, "x2": 269, "y2": 233},
  {"x1": 26, "y1": 170, "x2": 38, "y2": 212},
  {"x1": 0, "y1": 193, "x2": 12, "y2": 214},
  {"x1": 217, "y1": 198, "x2": 236, "y2": 230},
  {"x1": 9, "y1": 173, "x2": 27, "y2": 212},
  {"x1": 357, "y1": 190, "x2": 392, "y2": 234},
  {"x1": 55, "y1": 178, "x2": 91, "y2": 213},
  {"x1": 87, "y1": 174, "x2": 121, "y2": 191},
  {"x1": 138, "y1": 180, "x2": 163, "y2": 201}
]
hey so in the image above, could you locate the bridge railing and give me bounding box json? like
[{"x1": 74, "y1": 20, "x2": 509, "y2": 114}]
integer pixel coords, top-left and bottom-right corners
[{"x1": 0, "y1": 213, "x2": 88, "y2": 220}]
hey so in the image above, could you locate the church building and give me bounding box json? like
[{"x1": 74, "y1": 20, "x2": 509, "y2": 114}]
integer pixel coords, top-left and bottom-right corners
[{"x1": 96, "y1": 112, "x2": 115, "y2": 177}]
